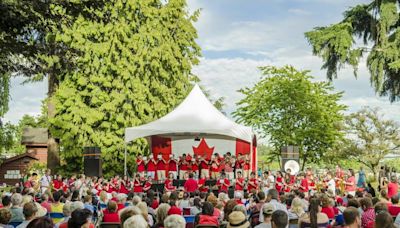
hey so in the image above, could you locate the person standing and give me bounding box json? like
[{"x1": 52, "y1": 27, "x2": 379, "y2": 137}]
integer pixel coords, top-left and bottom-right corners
[
  {"x1": 388, "y1": 176, "x2": 399, "y2": 199},
  {"x1": 184, "y1": 173, "x2": 198, "y2": 193},
  {"x1": 345, "y1": 169, "x2": 356, "y2": 196},
  {"x1": 199, "y1": 156, "x2": 210, "y2": 179},
  {"x1": 133, "y1": 174, "x2": 143, "y2": 194},
  {"x1": 235, "y1": 171, "x2": 245, "y2": 196},
  {"x1": 136, "y1": 155, "x2": 146, "y2": 178},
  {"x1": 168, "y1": 155, "x2": 178, "y2": 179},
  {"x1": 40, "y1": 169, "x2": 52, "y2": 194},
  {"x1": 243, "y1": 154, "x2": 251, "y2": 179},
  {"x1": 235, "y1": 153, "x2": 244, "y2": 178},
  {"x1": 247, "y1": 172, "x2": 259, "y2": 193},
  {"x1": 156, "y1": 155, "x2": 167, "y2": 181},
  {"x1": 225, "y1": 156, "x2": 234, "y2": 180},
  {"x1": 357, "y1": 167, "x2": 366, "y2": 188},
  {"x1": 147, "y1": 156, "x2": 157, "y2": 180},
  {"x1": 179, "y1": 154, "x2": 188, "y2": 180}
]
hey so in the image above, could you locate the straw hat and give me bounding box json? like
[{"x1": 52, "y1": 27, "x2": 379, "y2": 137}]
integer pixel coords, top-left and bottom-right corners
[{"x1": 227, "y1": 211, "x2": 250, "y2": 228}]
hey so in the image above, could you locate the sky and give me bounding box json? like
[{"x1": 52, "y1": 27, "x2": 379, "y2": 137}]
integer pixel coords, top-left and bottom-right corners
[{"x1": 4, "y1": 0, "x2": 400, "y2": 124}]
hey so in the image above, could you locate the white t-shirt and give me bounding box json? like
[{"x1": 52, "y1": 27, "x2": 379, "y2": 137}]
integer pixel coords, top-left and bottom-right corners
[{"x1": 327, "y1": 179, "x2": 336, "y2": 195}]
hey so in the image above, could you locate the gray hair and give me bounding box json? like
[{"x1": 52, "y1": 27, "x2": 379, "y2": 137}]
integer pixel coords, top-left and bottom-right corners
[
  {"x1": 156, "y1": 203, "x2": 171, "y2": 224},
  {"x1": 70, "y1": 201, "x2": 84, "y2": 212},
  {"x1": 62, "y1": 202, "x2": 72, "y2": 216},
  {"x1": 233, "y1": 204, "x2": 247, "y2": 216},
  {"x1": 11, "y1": 193, "x2": 22, "y2": 206},
  {"x1": 164, "y1": 215, "x2": 186, "y2": 228},
  {"x1": 123, "y1": 214, "x2": 148, "y2": 228},
  {"x1": 132, "y1": 195, "x2": 142, "y2": 205},
  {"x1": 117, "y1": 193, "x2": 127, "y2": 203}
]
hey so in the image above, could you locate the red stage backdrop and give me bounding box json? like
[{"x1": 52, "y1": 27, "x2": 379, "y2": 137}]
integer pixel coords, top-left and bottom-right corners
[{"x1": 150, "y1": 135, "x2": 256, "y2": 171}]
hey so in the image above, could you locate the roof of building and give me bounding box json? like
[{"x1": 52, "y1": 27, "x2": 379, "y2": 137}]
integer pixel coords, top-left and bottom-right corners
[
  {"x1": 0, "y1": 153, "x2": 39, "y2": 165},
  {"x1": 21, "y1": 128, "x2": 48, "y2": 145}
]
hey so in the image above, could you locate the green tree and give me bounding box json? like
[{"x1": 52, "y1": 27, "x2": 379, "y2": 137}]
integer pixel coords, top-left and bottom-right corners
[
  {"x1": 305, "y1": 0, "x2": 400, "y2": 102},
  {"x1": 338, "y1": 107, "x2": 400, "y2": 177},
  {"x1": 234, "y1": 65, "x2": 346, "y2": 169},
  {"x1": 50, "y1": 0, "x2": 201, "y2": 176}
]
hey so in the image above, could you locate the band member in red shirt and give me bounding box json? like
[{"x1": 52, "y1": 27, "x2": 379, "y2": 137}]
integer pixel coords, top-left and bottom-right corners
[
  {"x1": 156, "y1": 155, "x2": 167, "y2": 181},
  {"x1": 146, "y1": 156, "x2": 157, "y2": 179},
  {"x1": 200, "y1": 156, "x2": 210, "y2": 179},
  {"x1": 210, "y1": 157, "x2": 220, "y2": 179},
  {"x1": 192, "y1": 157, "x2": 199, "y2": 179},
  {"x1": 133, "y1": 174, "x2": 143, "y2": 193},
  {"x1": 184, "y1": 173, "x2": 198, "y2": 193},
  {"x1": 164, "y1": 173, "x2": 176, "y2": 192},
  {"x1": 179, "y1": 154, "x2": 188, "y2": 179},
  {"x1": 52, "y1": 175, "x2": 63, "y2": 192},
  {"x1": 168, "y1": 155, "x2": 178, "y2": 179},
  {"x1": 143, "y1": 176, "x2": 153, "y2": 192},
  {"x1": 225, "y1": 153, "x2": 234, "y2": 180},
  {"x1": 198, "y1": 172, "x2": 209, "y2": 193},
  {"x1": 243, "y1": 154, "x2": 251, "y2": 179},
  {"x1": 247, "y1": 172, "x2": 258, "y2": 193},
  {"x1": 119, "y1": 176, "x2": 130, "y2": 194},
  {"x1": 298, "y1": 173, "x2": 309, "y2": 196},
  {"x1": 235, "y1": 171, "x2": 245, "y2": 195},
  {"x1": 235, "y1": 154, "x2": 244, "y2": 178},
  {"x1": 136, "y1": 154, "x2": 146, "y2": 178},
  {"x1": 217, "y1": 173, "x2": 230, "y2": 193}
]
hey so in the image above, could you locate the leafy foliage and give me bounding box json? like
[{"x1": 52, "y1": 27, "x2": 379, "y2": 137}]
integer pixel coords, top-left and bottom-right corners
[
  {"x1": 337, "y1": 107, "x2": 400, "y2": 175},
  {"x1": 305, "y1": 0, "x2": 400, "y2": 101},
  {"x1": 234, "y1": 65, "x2": 346, "y2": 169},
  {"x1": 49, "y1": 0, "x2": 201, "y2": 176}
]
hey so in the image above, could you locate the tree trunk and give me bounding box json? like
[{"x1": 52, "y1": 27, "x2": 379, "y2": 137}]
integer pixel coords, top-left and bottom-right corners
[{"x1": 47, "y1": 73, "x2": 60, "y2": 173}]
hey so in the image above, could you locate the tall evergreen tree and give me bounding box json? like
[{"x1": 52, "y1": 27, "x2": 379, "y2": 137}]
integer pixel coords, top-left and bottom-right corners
[
  {"x1": 50, "y1": 0, "x2": 201, "y2": 175},
  {"x1": 305, "y1": 0, "x2": 400, "y2": 102}
]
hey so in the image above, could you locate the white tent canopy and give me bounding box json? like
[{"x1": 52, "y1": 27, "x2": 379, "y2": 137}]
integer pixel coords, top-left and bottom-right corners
[{"x1": 125, "y1": 84, "x2": 254, "y2": 143}]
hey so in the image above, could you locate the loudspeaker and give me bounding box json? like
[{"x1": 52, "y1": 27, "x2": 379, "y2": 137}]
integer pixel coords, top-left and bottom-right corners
[{"x1": 83, "y1": 147, "x2": 102, "y2": 177}]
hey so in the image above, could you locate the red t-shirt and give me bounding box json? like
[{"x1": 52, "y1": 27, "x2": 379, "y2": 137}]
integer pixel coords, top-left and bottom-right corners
[
  {"x1": 321, "y1": 206, "x2": 335, "y2": 219},
  {"x1": 198, "y1": 178, "x2": 209, "y2": 192},
  {"x1": 192, "y1": 163, "x2": 199, "y2": 171},
  {"x1": 211, "y1": 161, "x2": 219, "y2": 172},
  {"x1": 247, "y1": 178, "x2": 258, "y2": 192},
  {"x1": 147, "y1": 160, "x2": 156, "y2": 171},
  {"x1": 180, "y1": 160, "x2": 188, "y2": 171},
  {"x1": 200, "y1": 160, "x2": 209, "y2": 169},
  {"x1": 218, "y1": 178, "x2": 230, "y2": 192},
  {"x1": 151, "y1": 200, "x2": 159, "y2": 210},
  {"x1": 300, "y1": 178, "x2": 309, "y2": 192},
  {"x1": 103, "y1": 212, "x2": 120, "y2": 222},
  {"x1": 388, "y1": 182, "x2": 399, "y2": 199},
  {"x1": 168, "y1": 160, "x2": 177, "y2": 172},
  {"x1": 345, "y1": 176, "x2": 356, "y2": 192},
  {"x1": 243, "y1": 160, "x2": 250, "y2": 170},
  {"x1": 133, "y1": 180, "x2": 142, "y2": 193},
  {"x1": 275, "y1": 177, "x2": 284, "y2": 192},
  {"x1": 235, "y1": 178, "x2": 245, "y2": 191},
  {"x1": 143, "y1": 181, "x2": 152, "y2": 191},
  {"x1": 137, "y1": 159, "x2": 146, "y2": 172},
  {"x1": 389, "y1": 205, "x2": 400, "y2": 217},
  {"x1": 53, "y1": 180, "x2": 63, "y2": 190},
  {"x1": 157, "y1": 160, "x2": 167, "y2": 170},
  {"x1": 165, "y1": 179, "x2": 175, "y2": 191},
  {"x1": 184, "y1": 178, "x2": 198, "y2": 193},
  {"x1": 119, "y1": 183, "x2": 130, "y2": 194}
]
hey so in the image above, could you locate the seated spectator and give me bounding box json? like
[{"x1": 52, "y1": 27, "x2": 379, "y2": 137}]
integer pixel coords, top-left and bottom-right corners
[
  {"x1": 154, "y1": 203, "x2": 170, "y2": 228},
  {"x1": 255, "y1": 203, "x2": 274, "y2": 228},
  {"x1": 271, "y1": 210, "x2": 288, "y2": 228},
  {"x1": 65, "y1": 208, "x2": 93, "y2": 228},
  {"x1": 360, "y1": 197, "x2": 374, "y2": 228},
  {"x1": 117, "y1": 193, "x2": 127, "y2": 211},
  {"x1": 119, "y1": 206, "x2": 142, "y2": 227},
  {"x1": 9, "y1": 193, "x2": 24, "y2": 223},
  {"x1": 298, "y1": 198, "x2": 329, "y2": 228},
  {"x1": 288, "y1": 198, "x2": 305, "y2": 220},
  {"x1": 365, "y1": 202, "x2": 389, "y2": 228},
  {"x1": 40, "y1": 194, "x2": 51, "y2": 213},
  {"x1": 16, "y1": 202, "x2": 38, "y2": 228},
  {"x1": 233, "y1": 204, "x2": 247, "y2": 216},
  {"x1": 0, "y1": 208, "x2": 13, "y2": 228},
  {"x1": 342, "y1": 207, "x2": 360, "y2": 228},
  {"x1": 1, "y1": 196, "x2": 11, "y2": 209},
  {"x1": 98, "y1": 191, "x2": 108, "y2": 207},
  {"x1": 190, "y1": 198, "x2": 202, "y2": 216},
  {"x1": 380, "y1": 189, "x2": 392, "y2": 205},
  {"x1": 83, "y1": 195, "x2": 94, "y2": 213},
  {"x1": 167, "y1": 200, "x2": 182, "y2": 215},
  {"x1": 195, "y1": 201, "x2": 219, "y2": 227},
  {"x1": 178, "y1": 192, "x2": 190, "y2": 209},
  {"x1": 50, "y1": 191, "x2": 64, "y2": 224},
  {"x1": 227, "y1": 211, "x2": 250, "y2": 228},
  {"x1": 123, "y1": 214, "x2": 148, "y2": 228},
  {"x1": 102, "y1": 201, "x2": 119, "y2": 223},
  {"x1": 207, "y1": 195, "x2": 221, "y2": 220},
  {"x1": 137, "y1": 202, "x2": 153, "y2": 227},
  {"x1": 389, "y1": 195, "x2": 400, "y2": 217},
  {"x1": 26, "y1": 217, "x2": 53, "y2": 228},
  {"x1": 164, "y1": 214, "x2": 186, "y2": 228},
  {"x1": 320, "y1": 196, "x2": 335, "y2": 220},
  {"x1": 224, "y1": 200, "x2": 238, "y2": 221},
  {"x1": 375, "y1": 211, "x2": 395, "y2": 228},
  {"x1": 260, "y1": 189, "x2": 288, "y2": 222},
  {"x1": 347, "y1": 199, "x2": 362, "y2": 216},
  {"x1": 55, "y1": 202, "x2": 72, "y2": 227}
]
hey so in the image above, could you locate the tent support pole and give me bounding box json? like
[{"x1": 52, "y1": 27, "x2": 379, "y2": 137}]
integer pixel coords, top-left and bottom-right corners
[{"x1": 124, "y1": 143, "x2": 127, "y2": 177}]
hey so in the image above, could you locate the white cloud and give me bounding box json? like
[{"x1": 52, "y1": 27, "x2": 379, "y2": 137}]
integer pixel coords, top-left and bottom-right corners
[{"x1": 288, "y1": 8, "x2": 312, "y2": 16}]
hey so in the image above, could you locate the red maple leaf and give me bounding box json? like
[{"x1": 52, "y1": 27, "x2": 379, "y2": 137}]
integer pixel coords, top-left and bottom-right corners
[{"x1": 192, "y1": 138, "x2": 215, "y2": 160}]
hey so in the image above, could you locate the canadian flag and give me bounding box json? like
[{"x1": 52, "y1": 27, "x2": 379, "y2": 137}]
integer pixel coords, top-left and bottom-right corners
[{"x1": 150, "y1": 135, "x2": 256, "y2": 171}]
